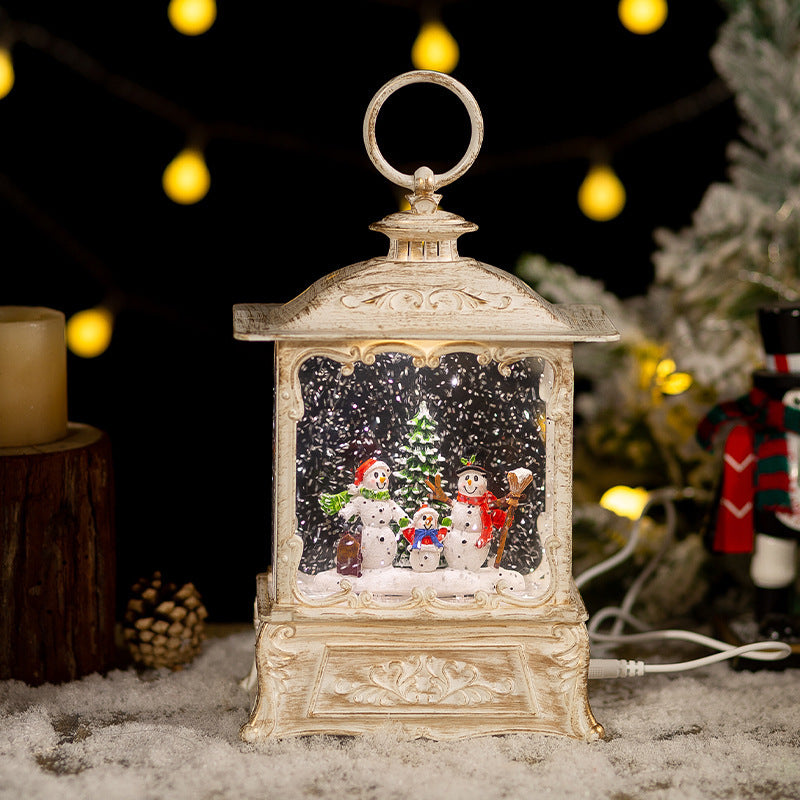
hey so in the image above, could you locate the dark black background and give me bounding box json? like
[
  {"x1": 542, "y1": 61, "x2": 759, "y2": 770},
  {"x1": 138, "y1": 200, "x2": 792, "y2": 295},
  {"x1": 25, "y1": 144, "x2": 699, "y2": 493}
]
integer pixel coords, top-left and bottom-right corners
[{"x1": 1, "y1": 1, "x2": 739, "y2": 621}]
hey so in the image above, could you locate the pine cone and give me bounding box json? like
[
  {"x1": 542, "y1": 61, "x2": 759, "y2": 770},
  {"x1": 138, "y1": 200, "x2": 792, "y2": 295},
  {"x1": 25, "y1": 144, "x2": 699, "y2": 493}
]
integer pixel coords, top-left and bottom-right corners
[{"x1": 123, "y1": 572, "x2": 208, "y2": 670}]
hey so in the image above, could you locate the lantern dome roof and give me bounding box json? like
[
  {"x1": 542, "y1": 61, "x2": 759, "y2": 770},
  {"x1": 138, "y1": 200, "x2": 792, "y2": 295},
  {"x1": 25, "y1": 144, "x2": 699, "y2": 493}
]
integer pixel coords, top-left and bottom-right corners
[
  {"x1": 233, "y1": 206, "x2": 618, "y2": 344},
  {"x1": 234, "y1": 70, "x2": 618, "y2": 346}
]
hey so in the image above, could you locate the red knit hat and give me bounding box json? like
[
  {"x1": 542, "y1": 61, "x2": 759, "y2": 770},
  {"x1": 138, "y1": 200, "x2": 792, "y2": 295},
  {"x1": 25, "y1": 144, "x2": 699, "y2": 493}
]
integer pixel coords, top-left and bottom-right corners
[
  {"x1": 353, "y1": 458, "x2": 377, "y2": 486},
  {"x1": 353, "y1": 458, "x2": 389, "y2": 486}
]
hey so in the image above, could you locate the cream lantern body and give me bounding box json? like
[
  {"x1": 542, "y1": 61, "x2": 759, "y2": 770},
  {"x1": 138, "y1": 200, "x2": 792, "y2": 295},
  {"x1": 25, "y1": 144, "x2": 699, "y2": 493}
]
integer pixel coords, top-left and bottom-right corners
[{"x1": 234, "y1": 72, "x2": 618, "y2": 742}]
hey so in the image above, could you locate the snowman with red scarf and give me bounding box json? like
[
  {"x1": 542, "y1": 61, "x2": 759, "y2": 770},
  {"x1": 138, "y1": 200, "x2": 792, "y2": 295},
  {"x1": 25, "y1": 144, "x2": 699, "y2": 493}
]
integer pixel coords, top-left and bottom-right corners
[{"x1": 428, "y1": 457, "x2": 509, "y2": 571}]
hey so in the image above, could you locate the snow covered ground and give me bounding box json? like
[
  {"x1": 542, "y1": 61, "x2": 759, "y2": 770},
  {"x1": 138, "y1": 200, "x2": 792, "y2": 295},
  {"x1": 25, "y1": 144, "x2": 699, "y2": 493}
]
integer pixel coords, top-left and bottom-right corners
[{"x1": 2, "y1": 628, "x2": 799, "y2": 800}]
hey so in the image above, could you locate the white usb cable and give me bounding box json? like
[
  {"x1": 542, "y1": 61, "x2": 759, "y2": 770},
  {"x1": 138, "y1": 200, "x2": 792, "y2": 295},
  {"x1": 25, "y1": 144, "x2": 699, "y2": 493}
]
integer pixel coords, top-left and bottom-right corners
[{"x1": 578, "y1": 487, "x2": 793, "y2": 677}]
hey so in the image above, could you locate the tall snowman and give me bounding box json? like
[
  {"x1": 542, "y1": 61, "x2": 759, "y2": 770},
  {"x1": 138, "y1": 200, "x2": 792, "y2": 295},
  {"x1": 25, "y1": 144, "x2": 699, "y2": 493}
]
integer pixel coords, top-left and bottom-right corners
[
  {"x1": 320, "y1": 457, "x2": 409, "y2": 570},
  {"x1": 429, "y1": 459, "x2": 508, "y2": 571}
]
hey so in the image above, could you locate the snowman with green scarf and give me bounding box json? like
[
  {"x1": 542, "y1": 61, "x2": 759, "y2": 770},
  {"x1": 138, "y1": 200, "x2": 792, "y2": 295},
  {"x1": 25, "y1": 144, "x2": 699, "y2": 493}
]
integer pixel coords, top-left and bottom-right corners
[{"x1": 319, "y1": 457, "x2": 409, "y2": 570}]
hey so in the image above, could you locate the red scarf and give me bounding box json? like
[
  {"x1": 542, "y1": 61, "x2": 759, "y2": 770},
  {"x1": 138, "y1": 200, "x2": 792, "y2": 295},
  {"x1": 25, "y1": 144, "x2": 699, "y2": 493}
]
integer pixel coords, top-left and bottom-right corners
[{"x1": 455, "y1": 492, "x2": 506, "y2": 547}]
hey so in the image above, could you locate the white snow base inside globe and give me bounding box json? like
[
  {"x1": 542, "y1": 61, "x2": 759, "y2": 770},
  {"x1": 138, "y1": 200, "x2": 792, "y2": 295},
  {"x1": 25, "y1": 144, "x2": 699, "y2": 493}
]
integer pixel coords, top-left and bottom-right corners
[{"x1": 296, "y1": 557, "x2": 551, "y2": 602}]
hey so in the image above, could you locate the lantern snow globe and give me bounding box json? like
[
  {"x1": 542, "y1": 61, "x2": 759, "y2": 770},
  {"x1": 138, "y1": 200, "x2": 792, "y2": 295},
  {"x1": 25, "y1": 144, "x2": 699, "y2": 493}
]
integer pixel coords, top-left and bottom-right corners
[{"x1": 235, "y1": 71, "x2": 618, "y2": 741}]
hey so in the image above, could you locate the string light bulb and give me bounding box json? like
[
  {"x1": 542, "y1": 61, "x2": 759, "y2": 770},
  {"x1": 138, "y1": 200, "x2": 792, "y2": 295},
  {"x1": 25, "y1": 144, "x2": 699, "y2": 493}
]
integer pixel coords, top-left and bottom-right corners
[
  {"x1": 618, "y1": 0, "x2": 668, "y2": 35},
  {"x1": 66, "y1": 307, "x2": 114, "y2": 358},
  {"x1": 162, "y1": 147, "x2": 210, "y2": 204},
  {"x1": 653, "y1": 358, "x2": 693, "y2": 396},
  {"x1": 411, "y1": 20, "x2": 460, "y2": 73},
  {"x1": 0, "y1": 47, "x2": 15, "y2": 100},
  {"x1": 578, "y1": 164, "x2": 626, "y2": 221},
  {"x1": 600, "y1": 486, "x2": 650, "y2": 520},
  {"x1": 168, "y1": 0, "x2": 217, "y2": 36}
]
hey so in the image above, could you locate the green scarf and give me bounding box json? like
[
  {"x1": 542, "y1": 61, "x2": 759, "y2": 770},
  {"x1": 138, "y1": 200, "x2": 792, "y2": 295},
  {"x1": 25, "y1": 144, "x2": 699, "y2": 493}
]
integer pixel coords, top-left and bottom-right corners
[{"x1": 319, "y1": 486, "x2": 391, "y2": 515}]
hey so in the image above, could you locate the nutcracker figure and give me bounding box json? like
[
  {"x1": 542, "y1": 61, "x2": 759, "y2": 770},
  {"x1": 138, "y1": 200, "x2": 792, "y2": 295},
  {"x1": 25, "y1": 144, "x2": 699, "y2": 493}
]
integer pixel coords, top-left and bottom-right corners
[{"x1": 697, "y1": 304, "x2": 800, "y2": 655}]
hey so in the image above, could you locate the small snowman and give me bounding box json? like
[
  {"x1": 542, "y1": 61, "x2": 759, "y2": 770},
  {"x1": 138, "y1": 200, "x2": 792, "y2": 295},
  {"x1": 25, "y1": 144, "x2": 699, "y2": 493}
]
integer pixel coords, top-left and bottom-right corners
[
  {"x1": 428, "y1": 458, "x2": 508, "y2": 571},
  {"x1": 401, "y1": 504, "x2": 451, "y2": 572},
  {"x1": 319, "y1": 457, "x2": 409, "y2": 570}
]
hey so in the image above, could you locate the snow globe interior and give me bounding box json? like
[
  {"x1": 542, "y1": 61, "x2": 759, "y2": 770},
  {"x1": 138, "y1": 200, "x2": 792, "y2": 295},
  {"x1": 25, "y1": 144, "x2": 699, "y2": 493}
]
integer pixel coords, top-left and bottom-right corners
[{"x1": 296, "y1": 350, "x2": 554, "y2": 605}]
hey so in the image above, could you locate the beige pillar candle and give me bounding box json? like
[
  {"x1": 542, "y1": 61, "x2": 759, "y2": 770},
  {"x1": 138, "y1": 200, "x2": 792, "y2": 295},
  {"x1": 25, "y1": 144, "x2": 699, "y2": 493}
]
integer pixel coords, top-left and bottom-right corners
[{"x1": 0, "y1": 307, "x2": 68, "y2": 447}]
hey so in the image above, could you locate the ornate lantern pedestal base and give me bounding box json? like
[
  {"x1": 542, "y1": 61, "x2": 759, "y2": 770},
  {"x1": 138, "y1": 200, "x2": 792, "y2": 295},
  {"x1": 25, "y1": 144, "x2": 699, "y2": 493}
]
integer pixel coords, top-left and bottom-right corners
[{"x1": 241, "y1": 572, "x2": 603, "y2": 742}]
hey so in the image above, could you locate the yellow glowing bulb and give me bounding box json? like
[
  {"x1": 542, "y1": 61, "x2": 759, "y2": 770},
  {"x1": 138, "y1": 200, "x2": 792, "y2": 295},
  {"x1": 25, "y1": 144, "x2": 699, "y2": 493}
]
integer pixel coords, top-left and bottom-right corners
[
  {"x1": 0, "y1": 48, "x2": 15, "y2": 100},
  {"x1": 168, "y1": 0, "x2": 217, "y2": 35},
  {"x1": 600, "y1": 486, "x2": 650, "y2": 520},
  {"x1": 578, "y1": 164, "x2": 626, "y2": 221},
  {"x1": 411, "y1": 21, "x2": 460, "y2": 73},
  {"x1": 162, "y1": 148, "x2": 210, "y2": 204},
  {"x1": 655, "y1": 358, "x2": 693, "y2": 395},
  {"x1": 618, "y1": 0, "x2": 668, "y2": 35},
  {"x1": 66, "y1": 307, "x2": 114, "y2": 358}
]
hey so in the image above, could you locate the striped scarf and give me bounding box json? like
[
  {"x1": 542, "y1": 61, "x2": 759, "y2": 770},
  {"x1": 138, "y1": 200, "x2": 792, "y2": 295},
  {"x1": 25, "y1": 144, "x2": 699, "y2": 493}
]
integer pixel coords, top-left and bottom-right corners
[{"x1": 696, "y1": 387, "x2": 800, "y2": 513}]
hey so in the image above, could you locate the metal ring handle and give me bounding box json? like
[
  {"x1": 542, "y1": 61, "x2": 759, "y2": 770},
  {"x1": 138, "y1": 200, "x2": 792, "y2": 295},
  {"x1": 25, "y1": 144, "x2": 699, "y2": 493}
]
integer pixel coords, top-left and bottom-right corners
[{"x1": 363, "y1": 70, "x2": 484, "y2": 191}]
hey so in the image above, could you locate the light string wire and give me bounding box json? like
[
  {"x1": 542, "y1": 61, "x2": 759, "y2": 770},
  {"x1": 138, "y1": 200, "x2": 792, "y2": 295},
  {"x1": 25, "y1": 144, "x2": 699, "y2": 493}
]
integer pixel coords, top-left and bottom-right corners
[
  {"x1": 0, "y1": 5, "x2": 735, "y2": 296},
  {"x1": 578, "y1": 487, "x2": 793, "y2": 676}
]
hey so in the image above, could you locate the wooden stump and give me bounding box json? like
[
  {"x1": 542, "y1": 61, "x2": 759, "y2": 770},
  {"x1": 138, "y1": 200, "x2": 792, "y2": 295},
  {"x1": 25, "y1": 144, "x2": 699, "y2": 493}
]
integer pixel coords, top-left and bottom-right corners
[{"x1": 0, "y1": 423, "x2": 117, "y2": 685}]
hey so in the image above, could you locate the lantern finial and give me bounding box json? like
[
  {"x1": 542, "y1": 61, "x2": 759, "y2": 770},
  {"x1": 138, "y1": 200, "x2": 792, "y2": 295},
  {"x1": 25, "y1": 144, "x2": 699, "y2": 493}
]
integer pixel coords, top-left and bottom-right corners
[
  {"x1": 363, "y1": 72, "x2": 483, "y2": 260},
  {"x1": 407, "y1": 166, "x2": 442, "y2": 214}
]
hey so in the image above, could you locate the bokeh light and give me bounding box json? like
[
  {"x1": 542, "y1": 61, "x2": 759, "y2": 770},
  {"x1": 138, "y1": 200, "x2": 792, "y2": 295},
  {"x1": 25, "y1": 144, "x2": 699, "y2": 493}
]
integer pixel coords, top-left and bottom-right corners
[
  {"x1": 600, "y1": 485, "x2": 650, "y2": 520},
  {"x1": 0, "y1": 48, "x2": 15, "y2": 99},
  {"x1": 411, "y1": 21, "x2": 460, "y2": 73},
  {"x1": 162, "y1": 148, "x2": 210, "y2": 204},
  {"x1": 168, "y1": 0, "x2": 217, "y2": 36},
  {"x1": 66, "y1": 307, "x2": 114, "y2": 358},
  {"x1": 618, "y1": 0, "x2": 668, "y2": 35},
  {"x1": 578, "y1": 164, "x2": 626, "y2": 221}
]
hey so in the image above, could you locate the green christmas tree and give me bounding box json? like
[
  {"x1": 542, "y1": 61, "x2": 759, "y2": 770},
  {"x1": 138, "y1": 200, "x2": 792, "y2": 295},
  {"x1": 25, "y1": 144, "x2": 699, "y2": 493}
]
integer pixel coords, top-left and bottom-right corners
[
  {"x1": 394, "y1": 401, "x2": 446, "y2": 513},
  {"x1": 394, "y1": 401, "x2": 448, "y2": 567}
]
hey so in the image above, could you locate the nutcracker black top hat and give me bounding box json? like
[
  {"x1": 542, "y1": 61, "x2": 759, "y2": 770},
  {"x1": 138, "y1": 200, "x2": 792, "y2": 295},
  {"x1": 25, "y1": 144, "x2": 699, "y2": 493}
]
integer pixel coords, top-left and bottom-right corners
[{"x1": 753, "y1": 303, "x2": 800, "y2": 399}]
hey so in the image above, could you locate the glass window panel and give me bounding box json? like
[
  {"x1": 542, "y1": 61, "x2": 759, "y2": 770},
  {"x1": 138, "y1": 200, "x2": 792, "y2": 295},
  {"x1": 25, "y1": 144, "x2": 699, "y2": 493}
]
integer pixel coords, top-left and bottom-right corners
[{"x1": 295, "y1": 351, "x2": 549, "y2": 600}]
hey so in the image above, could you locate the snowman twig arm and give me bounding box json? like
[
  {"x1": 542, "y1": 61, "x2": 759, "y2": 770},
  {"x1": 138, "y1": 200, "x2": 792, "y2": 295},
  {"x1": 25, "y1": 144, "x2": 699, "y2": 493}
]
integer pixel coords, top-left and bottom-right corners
[
  {"x1": 492, "y1": 492, "x2": 526, "y2": 510},
  {"x1": 426, "y1": 474, "x2": 452, "y2": 506}
]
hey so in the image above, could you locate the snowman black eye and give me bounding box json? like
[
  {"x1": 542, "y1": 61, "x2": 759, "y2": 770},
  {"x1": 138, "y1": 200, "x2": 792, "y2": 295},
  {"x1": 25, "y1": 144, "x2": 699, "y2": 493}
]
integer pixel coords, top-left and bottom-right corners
[{"x1": 373, "y1": 471, "x2": 379, "y2": 478}]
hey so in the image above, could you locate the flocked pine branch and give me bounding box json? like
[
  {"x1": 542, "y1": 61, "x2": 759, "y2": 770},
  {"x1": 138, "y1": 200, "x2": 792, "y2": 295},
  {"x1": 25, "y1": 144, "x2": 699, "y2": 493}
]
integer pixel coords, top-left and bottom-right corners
[{"x1": 515, "y1": 3, "x2": 800, "y2": 624}]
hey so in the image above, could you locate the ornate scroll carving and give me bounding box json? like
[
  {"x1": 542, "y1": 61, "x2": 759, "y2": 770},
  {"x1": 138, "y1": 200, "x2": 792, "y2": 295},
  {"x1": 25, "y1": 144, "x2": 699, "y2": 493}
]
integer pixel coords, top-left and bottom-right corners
[
  {"x1": 340, "y1": 288, "x2": 513, "y2": 313},
  {"x1": 258, "y1": 624, "x2": 297, "y2": 696},
  {"x1": 333, "y1": 653, "x2": 514, "y2": 707},
  {"x1": 241, "y1": 623, "x2": 297, "y2": 741}
]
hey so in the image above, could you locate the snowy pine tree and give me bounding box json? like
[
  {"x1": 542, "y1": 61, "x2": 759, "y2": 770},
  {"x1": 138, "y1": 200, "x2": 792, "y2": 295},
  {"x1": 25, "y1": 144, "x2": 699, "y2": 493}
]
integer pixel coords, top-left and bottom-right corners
[
  {"x1": 517, "y1": 0, "x2": 800, "y2": 497},
  {"x1": 652, "y1": 0, "x2": 800, "y2": 398},
  {"x1": 394, "y1": 401, "x2": 445, "y2": 514},
  {"x1": 516, "y1": 0, "x2": 800, "y2": 623}
]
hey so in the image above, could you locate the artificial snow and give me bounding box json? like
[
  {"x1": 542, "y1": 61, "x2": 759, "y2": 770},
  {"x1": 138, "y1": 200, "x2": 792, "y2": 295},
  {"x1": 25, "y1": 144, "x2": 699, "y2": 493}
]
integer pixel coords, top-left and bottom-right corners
[
  {"x1": 297, "y1": 565, "x2": 525, "y2": 597},
  {"x1": 296, "y1": 562, "x2": 549, "y2": 600},
  {"x1": 1, "y1": 629, "x2": 799, "y2": 800}
]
